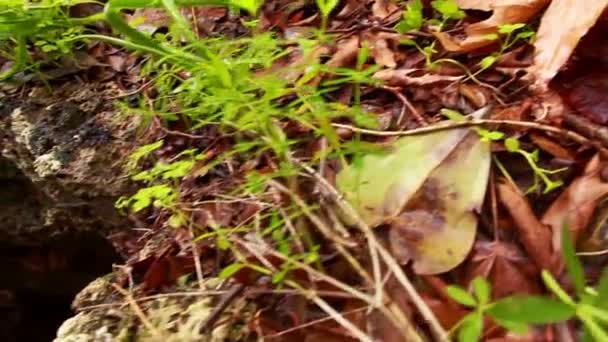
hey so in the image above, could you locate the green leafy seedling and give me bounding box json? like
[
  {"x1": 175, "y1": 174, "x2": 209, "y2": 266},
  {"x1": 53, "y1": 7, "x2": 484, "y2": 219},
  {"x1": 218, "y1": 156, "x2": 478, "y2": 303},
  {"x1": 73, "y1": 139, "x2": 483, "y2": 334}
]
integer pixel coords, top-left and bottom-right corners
[
  {"x1": 504, "y1": 137, "x2": 565, "y2": 194},
  {"x1": 395, "y1": 0, "x2": 424, "y2": 33},
  {"x1": 470, "y1": 23, "x2": 535, "y2": 78},
  {"x1": 539, "y1": 225, "x2": 608, "y2": 341},
  {"x1": 431, "y1": 0, "x2": 465, "y2": 20},
  {"x1": 316, "y1": 0, "x2": 338, "y2": 30},
  {"x1": 448, "y1": 277, "x2": 576, "y2": 342}
]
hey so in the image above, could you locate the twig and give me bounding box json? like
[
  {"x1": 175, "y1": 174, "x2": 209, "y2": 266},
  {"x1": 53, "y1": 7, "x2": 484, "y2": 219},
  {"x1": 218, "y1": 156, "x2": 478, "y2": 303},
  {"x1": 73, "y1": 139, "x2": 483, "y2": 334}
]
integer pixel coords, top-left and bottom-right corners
[
  {"x1": 258, "y1": 245, "x2": 422, "y2": 342},
  {"x1": 190, "y1": 223, "x2": 206, "y2": 291},
  {"x1": 107, "y1": 79, "x2": 154, "y2": 99},
  {"x1": 199, "y1": 283, "x2": 245, "y2": 334},
  {"x1": 263, "y1": 306, "x2": 368, "y2": 338},
  {"x1": 380, "y1": 86, "x2": 427, "y2": 125},
  {"x1": 331, "y1": 119, "x2": 601, "y2": 150},
  {"x1": 295, "y1": 161, "x2": 449, "y2": 341},
  {"x1": 563, "y1": 112, "x2": 608, "y2": 148},
  {"x1": 111, "y1": 284, "x2": 164, "y2": 338}
]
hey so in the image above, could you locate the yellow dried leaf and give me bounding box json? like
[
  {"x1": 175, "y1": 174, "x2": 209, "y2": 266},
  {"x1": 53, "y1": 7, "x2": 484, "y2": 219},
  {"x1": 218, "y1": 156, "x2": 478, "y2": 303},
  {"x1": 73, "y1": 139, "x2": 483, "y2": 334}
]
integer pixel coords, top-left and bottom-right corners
[{"x1": 336, "y1": 108, "x2": 492, "y2": 274}]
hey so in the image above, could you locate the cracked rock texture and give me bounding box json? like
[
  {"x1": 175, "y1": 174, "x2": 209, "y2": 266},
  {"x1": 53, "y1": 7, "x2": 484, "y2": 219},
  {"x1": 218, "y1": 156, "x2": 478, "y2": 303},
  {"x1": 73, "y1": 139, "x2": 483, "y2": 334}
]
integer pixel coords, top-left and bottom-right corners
[{"x1": 0, "y1": 81, "x2": 139, "y2": 244}]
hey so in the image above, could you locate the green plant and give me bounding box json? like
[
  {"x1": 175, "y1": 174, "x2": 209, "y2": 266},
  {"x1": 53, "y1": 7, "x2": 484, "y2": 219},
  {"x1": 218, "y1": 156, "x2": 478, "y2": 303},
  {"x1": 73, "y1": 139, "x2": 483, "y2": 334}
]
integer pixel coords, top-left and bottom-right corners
[
  {"x1": 473, "y1": 23, "x2": 536, "y2": 76},
  {"x1": 447, "y1": 226, "x2": 608, "y2": 342},
  {"x1": 0, "y1": 0, "x2": 97, "y2": 80},
  {"x1": 315, "y1": 0, "x2": 339, "y2": 31},
  {"x1": 395, "y1": 0, "x2": 424, "y2": 33},
  {"x1": 503, "y1": 137, "x2": 565, "y2": 194},
  {"x1": 395, "y1": 0, "x2": 465, "y2": 69},
  {"x1": 441, "y1": 109, "x2": 564, "y2": 194}
]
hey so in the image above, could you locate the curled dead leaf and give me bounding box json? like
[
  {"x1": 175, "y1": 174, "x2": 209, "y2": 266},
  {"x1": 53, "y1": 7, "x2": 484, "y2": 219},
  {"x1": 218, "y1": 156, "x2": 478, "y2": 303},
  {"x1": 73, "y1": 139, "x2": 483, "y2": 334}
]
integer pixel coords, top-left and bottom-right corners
[
  {"x1": 542, "y1": 154, "x2": 608, "y2": 247},
  {"x1": 529, "y1": 0, "x2": 608, "y2": 87},
  {"x1": 497, "y1": 179, "x2": 559, "y2": 274}
]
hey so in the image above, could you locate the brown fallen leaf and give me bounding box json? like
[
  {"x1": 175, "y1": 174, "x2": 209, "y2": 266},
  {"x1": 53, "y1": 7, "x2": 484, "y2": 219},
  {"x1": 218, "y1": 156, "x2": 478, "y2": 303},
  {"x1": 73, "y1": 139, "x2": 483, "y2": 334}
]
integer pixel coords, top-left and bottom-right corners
[
  {"x1": 368, "y1": 34, "x2": 397, "y2": 68},
  {"x1": 371, "y1": 0, "x2": 401, "y2": 20},
  {"x1": 459, "y1": 83, "x2": 490, "y2": 108},
  {"x1": 528, "y1": 0, "x2": 608, "y2": 87},
  {"x1": 435, "y1": 0, "x2": 550, "y2": 52},
  {"x1": 542, "y1": 154, "x2": 608, "y2": 247},
  {"x1": 529, "y1": 133, "x2": 576, "y2": 161},
  {"x1": 373, "y1": 68, "x2": 462, "y2": 86},
  {"x1": 578, "y1": 199, "x2": 608, "y2": 253},
  {"x1": 497, "y1": 179, "x2": 560, "y2": 274},
  {"x1": 326, "y1": 36, "x2": 360, "y2": 69},
  {"x1": 466, "y1": 240, "x2": 541, "y2": 299}
]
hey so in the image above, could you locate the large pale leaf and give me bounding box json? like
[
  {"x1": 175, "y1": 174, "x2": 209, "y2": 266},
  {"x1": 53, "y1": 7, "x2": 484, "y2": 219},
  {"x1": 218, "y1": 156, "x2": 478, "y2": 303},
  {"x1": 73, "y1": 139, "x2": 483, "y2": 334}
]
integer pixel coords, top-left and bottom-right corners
[
  {"x1": 336, "y1": 125, "x2": 472, "y2": 227},
  {"x1": 336, "y1": 109, "x2": 491, "y2": 274}
]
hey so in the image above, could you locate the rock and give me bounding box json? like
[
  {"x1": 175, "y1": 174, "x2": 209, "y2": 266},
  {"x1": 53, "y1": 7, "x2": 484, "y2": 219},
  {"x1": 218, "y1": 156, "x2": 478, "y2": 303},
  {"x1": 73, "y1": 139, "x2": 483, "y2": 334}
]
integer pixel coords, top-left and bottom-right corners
[
  {"x1": 54, "y1": 278, "x2": 254, "y2": 342},
  {"x1": 0, "y1": 81, "x2": 139, "y2": 243},
  {"x1": 0, "y1": 80, "x2": 138, "y2": 341}
]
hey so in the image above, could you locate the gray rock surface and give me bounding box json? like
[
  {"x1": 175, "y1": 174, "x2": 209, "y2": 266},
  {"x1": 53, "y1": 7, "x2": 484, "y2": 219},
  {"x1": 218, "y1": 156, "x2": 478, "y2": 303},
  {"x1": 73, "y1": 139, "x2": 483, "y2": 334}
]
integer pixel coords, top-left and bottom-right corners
[{"x1": 0, "y1": 81, "x2": 139, "y2": 243}]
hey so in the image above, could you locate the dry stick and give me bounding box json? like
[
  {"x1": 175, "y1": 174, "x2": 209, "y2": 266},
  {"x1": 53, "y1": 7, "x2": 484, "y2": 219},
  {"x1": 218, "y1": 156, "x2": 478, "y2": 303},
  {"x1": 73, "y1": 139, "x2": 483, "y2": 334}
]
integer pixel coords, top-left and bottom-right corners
[
  {"x1": 256, "y1": 244, "x2": 423, "y2": 342},
  {"x1": 306, "y1": 292, "x2": 372, "y2": 342},
  {"x1": 268, "y1": 179, "x2": 380, "y2": 296},
  {"x1": 274, "y1": 165, "x2": 386, "y2": 324},
  {"x1": 264, "y1": 306, "x2": 368, "y2": 338},
  {"x1": 381, "y1": 86, "x2": 428, "y2": 125},
  {"x1": 276, "y1": 172, "x2": 422, "y2": 342},
  {"x1": 296, "y1": 161, "x2": 449, "y2": 342},
  {"x1": 190, "y1": 223, "x2": 206, "y2": 291},
  {"x1": 199, "y1": 283, "x2": 245, "y2": 334},
  {"x1": 111, "y1": 284, "x2": 165, "y2": 339},
  {"x1": 331, "y1": 119, "x2": 602, "y2": 150}
]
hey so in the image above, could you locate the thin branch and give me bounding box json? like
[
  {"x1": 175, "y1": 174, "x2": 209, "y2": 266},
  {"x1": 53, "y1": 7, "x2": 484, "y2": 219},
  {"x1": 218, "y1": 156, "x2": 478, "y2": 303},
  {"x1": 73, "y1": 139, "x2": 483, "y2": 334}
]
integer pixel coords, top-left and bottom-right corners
[
  {"x1": 331, "y1": 119, "x2": 590, "y2": 145},
  {"x1": 112, "y1": 284, "x2": 164, "y2": 339},
  {"x1": 295, "y1": 161, "x2": 449, "y2": 341}
]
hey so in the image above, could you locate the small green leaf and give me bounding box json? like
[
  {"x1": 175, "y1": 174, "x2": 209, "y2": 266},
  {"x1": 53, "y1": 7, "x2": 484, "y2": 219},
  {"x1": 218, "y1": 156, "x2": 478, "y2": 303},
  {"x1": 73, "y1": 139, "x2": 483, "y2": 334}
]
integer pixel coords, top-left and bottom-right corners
[
  {"x1": 400, "y1": 38, "x2": 419, "y2": 46},
  {"x1": 478, "y1": 130, "x2": 504, "y2": 142},
  {"x1": 396, "y1": 0, "x2": 424, "y2": 33},
  {"x1": 217, "y1": 235, "x2": 231, "y2": 250},
  {"x1": 272, "y1": 268, "x2": 289, "y2": 284},
  {"x1": 168, "y1": 212, "x2": 185, "y2": 228},
  {"x1": 219, "y1": 263, "x2": 246, "y2": 279},
  {"x1": 431, "y1": 0, "x2": 465, "y2": 20},
  {"x1": 495, "y1": 320, "x2": 529, "y2": 335},
  {"x1": 487, "y1": 296, "x2": 575, "y2": 324},
  {"x1": 542, "y1": 270, "x2": 575, "y2": 305},
  {"x1": 447, "y1": 285, "x2": 477, "y2": 307},
  {"x1": 562, "y1": 223, "x2": 586, "y2": 296},
  {"x1": 316, "y1": 0, "x2": 339, "y2": 18},
  {"x1": 441, "y1": 108, "x2": 466, "y2": 122},
  {"x1": 458, "y1": 313, "x2": 483, "y2": 342},
  {"x1": 479, "y1": 56, "x2": 496, "y2": 70},
  {"x1": 482, "y1": 33, "x2": 499, "y2": 41},
  {"x1": 129, "y1": 140, "x2": 163, "y2": 166},
  {"x1": 596, "y1": 268, "x2": 608, "y2": 309},
  {"x1": 472, "y1": 277, "x2": 491, "y2": 304},
  {"x1": 515, "y1": 31, "x2": 535, "y2": 40},
  {"x1": 498, "y1": 23, "x2": 525, "y2": 34},
  {"x1": 504, "y1": 137, "x2": 520, "y2": 152},
  {"x1": 357, "y1": 41, "x2": 369, "y2": 69}
]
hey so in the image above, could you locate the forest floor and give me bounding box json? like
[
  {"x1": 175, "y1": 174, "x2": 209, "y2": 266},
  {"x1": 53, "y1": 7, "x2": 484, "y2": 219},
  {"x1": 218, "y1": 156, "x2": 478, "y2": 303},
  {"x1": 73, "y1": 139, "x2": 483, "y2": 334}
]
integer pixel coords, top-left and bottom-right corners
[{"x1": 2, "y1": 0, "x2": 608, "y2": 341}]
